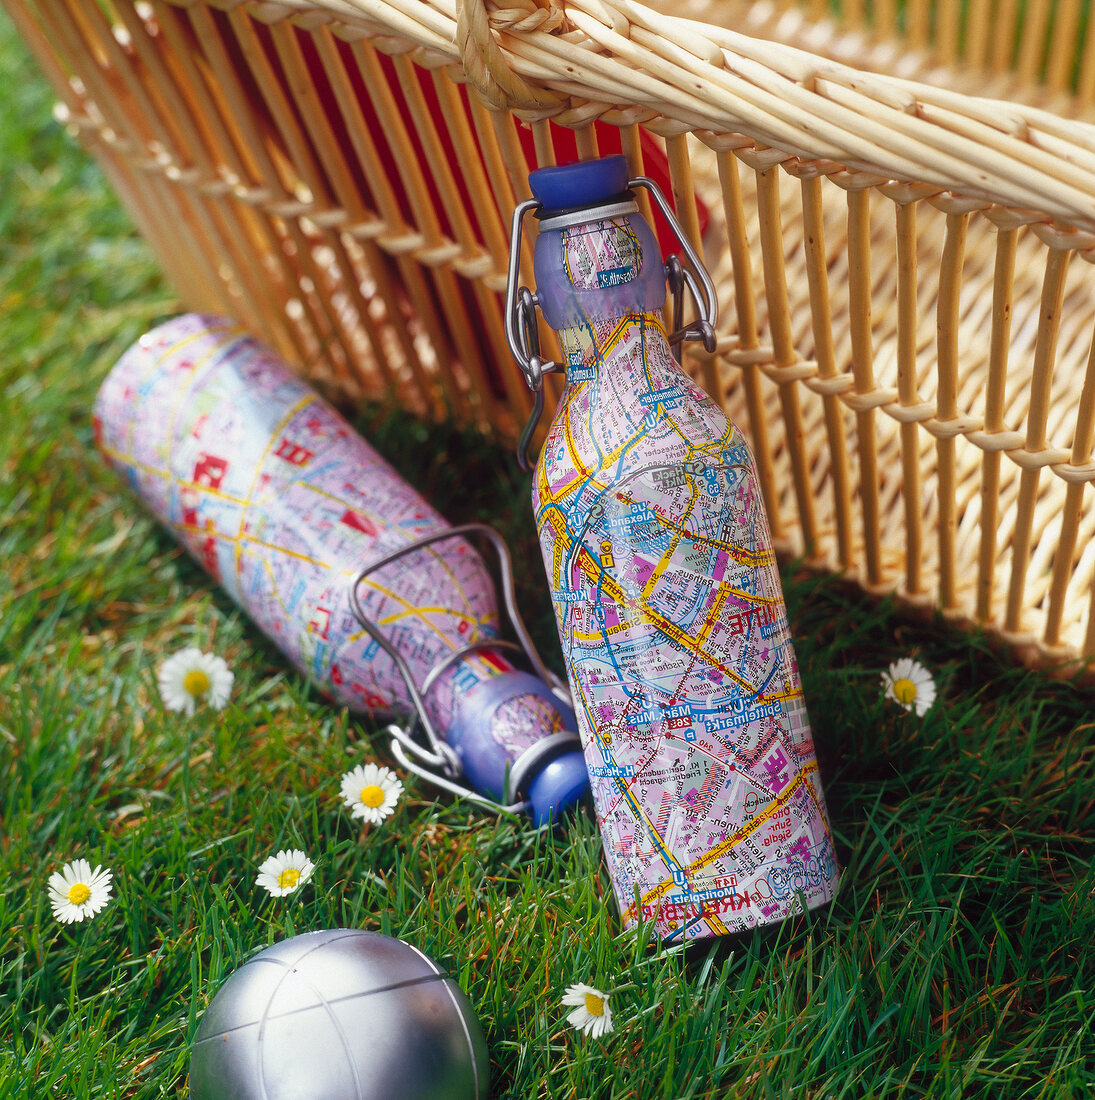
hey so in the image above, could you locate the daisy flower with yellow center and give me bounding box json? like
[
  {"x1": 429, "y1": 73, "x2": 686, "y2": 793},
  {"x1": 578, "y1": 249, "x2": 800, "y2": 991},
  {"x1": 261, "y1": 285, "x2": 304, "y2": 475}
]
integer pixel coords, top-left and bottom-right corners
[
  {"x1": 561, "y1": 982, "x2": 614, "y2": 1038},
  {"x1": 157, "y1": 647, "x2": 233, "y2": 716},
  {"x1": 881, "y1": 657, "x2": 937, "y2": 716},
  {"x1": 48, "y1": 859, "x2": 114, "y2": 924},
  {"x1": 256, "y1": 849, "x2": 315, "y2": 897},
  {"x1": 339, "y1": 762, "x2": 404, "y2": 825}
]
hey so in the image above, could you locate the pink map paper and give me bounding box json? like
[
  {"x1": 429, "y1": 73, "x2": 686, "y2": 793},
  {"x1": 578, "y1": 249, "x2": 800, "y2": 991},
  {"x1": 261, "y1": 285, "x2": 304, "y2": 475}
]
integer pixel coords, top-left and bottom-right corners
[
  {"x1": 93, "y1": 314, "x2": 558, "y2": 753},
  {"x1": 532, "y1": 217, "x2": 839, "y2": 941}
]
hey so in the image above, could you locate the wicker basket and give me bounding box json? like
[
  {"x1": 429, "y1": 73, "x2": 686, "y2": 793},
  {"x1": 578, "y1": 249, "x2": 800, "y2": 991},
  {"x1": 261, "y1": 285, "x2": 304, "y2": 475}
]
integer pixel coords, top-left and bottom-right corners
[{"x1": 10, "y1": 0, "x2": 1095, "y2": 669}]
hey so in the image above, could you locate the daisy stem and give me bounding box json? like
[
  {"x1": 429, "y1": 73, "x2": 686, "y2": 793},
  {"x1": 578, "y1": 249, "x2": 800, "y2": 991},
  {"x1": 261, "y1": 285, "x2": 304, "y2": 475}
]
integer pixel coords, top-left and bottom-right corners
[
  {"x1": 180, "y1": 724, "x2": 195, "y2": 814},
  {"x1": 66, "y1": 949, "x2": 81, "y2": 1014}
]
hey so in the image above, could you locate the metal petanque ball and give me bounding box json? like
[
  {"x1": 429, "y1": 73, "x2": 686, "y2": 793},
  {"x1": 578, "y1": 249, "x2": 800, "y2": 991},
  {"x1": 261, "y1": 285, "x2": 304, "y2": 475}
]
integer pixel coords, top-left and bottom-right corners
[{"x1": 189, "y1": 929, "x2": 490, "y2": 1099}]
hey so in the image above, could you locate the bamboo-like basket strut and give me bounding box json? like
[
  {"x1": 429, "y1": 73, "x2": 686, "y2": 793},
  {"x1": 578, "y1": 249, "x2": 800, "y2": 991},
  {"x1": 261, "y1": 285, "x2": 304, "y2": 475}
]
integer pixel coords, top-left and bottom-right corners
[{"x1": 9, "y1": 0, "x2": 1095, "y2": 670}]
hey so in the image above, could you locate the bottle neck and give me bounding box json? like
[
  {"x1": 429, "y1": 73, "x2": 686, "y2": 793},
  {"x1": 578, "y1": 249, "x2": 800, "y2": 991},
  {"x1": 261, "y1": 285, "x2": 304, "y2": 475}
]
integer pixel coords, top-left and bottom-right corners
[
  {"x1": 557, "y1": 310, "x2": 679, "y2": 389},
  {"x1": 532, "y1": 210, "x2": 667, "y2": 333}
]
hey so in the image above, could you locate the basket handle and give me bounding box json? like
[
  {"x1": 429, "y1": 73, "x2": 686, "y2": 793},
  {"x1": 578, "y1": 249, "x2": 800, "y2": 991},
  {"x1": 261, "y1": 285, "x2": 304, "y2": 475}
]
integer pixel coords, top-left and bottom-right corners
[{"x1": 456, "y1": 0, "x2": 568, "y2": 110}]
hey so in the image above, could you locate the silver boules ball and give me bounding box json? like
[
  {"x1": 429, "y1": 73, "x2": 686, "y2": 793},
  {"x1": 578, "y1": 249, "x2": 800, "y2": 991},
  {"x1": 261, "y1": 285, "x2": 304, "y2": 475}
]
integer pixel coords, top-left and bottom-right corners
[{"x1": 189, "y1": 929, "x2": 489, "y2": 1100}]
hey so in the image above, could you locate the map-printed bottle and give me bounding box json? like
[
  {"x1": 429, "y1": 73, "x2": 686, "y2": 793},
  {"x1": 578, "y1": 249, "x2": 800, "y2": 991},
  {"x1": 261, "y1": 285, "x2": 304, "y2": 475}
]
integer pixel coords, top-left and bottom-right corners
[
  {"x1": 512, "y1": 157, "x2": 838, "y2": 938},
  {"x1": 94, "y1": 314, "x2": 588, "y2": 825}
]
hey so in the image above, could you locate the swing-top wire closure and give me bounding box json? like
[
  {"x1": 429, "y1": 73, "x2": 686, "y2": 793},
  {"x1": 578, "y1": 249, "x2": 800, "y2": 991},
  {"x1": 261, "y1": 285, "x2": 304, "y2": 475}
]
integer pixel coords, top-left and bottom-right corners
[
  {"x1": 348, "y1": 522, "x2": 580, "y2": 816},
  {"x1": 506, "y1": 175, "x2": 720, "y2": 472}
]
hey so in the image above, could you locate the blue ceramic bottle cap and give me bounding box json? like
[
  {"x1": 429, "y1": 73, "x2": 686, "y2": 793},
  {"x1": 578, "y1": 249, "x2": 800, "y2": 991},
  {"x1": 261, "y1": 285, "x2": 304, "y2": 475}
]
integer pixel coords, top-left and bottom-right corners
[
  {"x1": 526, "y1": 748, "x2": 590, "y2": 826},
  {"x1": 529, "y1": 155, "x2": 630, "y2": 214},
  {"x1": 444, "y1": 669, "x2": 589, "y2": 826}
]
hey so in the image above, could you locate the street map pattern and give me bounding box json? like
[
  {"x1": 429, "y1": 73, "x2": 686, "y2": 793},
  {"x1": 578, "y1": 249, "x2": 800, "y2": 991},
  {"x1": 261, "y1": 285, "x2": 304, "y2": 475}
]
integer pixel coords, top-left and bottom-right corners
[
  {"x1": 534, "y1": 219, "x2": 838, "y2": 941},
  {"x1": 94, "y1": 315, "x2": 537, "y2": 749}
]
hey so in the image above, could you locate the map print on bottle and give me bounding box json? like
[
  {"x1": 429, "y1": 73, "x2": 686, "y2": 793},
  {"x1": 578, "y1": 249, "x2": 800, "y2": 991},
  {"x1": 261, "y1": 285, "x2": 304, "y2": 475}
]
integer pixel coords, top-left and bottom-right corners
[
  {"x1": 94, "y1": 314, "x2": 588, "y2": 825},
  {"x1": 514, "y1": 157, "x2": 839, "y2": 938}
]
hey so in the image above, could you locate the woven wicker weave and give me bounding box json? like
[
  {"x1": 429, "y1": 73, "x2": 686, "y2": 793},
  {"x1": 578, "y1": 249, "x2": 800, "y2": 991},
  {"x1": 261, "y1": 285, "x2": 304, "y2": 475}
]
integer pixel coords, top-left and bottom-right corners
[{"x1": 10, "y1": 0, "x2": 1095, "y2": 668}]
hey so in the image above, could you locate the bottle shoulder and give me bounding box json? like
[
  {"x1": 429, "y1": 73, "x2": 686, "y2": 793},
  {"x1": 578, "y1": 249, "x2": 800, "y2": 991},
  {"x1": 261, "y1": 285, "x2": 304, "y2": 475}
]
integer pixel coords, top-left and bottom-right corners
[
  {"x1": 535, "y1": 376, "x2": 748, "y2": 493},
  {"x1": 534, "y1": 312, "x2": 749, "y2": 492}
]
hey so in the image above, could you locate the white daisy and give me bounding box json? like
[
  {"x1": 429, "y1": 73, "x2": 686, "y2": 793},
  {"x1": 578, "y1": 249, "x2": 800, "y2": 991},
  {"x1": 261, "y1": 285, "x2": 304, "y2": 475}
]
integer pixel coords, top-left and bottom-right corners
[
  {"x1": 562, "y1": 982, "x2": 614, "y2": 1038},
  {"x1": 340, "y1": 763, "x2": 404, "y2": 825},
  {"x1": 48, "y1": 859, "x2": 113, "y2": 924},
  {"x1": 255, "y1": 849, "x2": 315, "y2": 897},
  {"x1": 881, "y1": 657, "x2": 937, "y2": 716},
  {"x1": 157, "y1": 647, "x2": 233, "y2": 716}
]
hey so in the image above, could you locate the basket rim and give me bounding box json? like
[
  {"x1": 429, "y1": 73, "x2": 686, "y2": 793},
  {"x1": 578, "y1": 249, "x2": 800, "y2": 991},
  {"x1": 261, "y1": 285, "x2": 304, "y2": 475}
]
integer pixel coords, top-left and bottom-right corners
[{"x1": 229, "y1": 0, "x2": 1095, "y2": 237}]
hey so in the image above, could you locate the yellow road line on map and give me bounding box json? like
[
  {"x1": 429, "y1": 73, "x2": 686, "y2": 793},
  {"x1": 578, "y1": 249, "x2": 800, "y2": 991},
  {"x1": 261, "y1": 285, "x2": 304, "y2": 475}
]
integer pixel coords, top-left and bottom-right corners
[
  {"x1": 603, "y1": 755, "x2": 732, "y2": 935},
  {"x1": 639, "y1": 481, "x2": 695, "y2": 601},
  {"x1": 653, "y1": 613, "x2": 757, "y2": 695},
  {"x1": 235, "y1": 415, "x2": 484, "y2": 633},
  {"x1": 239, "y1": 536, "x2": 328, "y2": 568},
  {"x1": 236, "y1": 393, "x2": 313, "y2": 540},
  {"x1": 260, "y1": 558, "x2": 291, "y2": 618},
  {"x1": 689, "y1": 762, "x2": 819, "y2": 875},
  {"x1": 541, "y1": 316, "x2": 647, "y2": 507},
  {"x1": 377, "y1": 605, "x2": 485, "y2": 625},
  {"x1": 553, "y1": 519, "x2": 762, "y2": 697},
  {"x1": 107, "y1": 325, "x2": 238, "y2": 477},
  {"x1": 542, "y1": 510, "x2": 568, "y2": 592},
  {"x1": 611, "y1": 772, "x2": 692, "y2": 886},
  {"x1": 340, "y1": 554, "x2": 500, "y2": 656},
  {"x1": 697, "y1": 583, "x2": 731, "y2": 647},
  {"x1": 545, "y1": 507, "x2": 786, "y2": 699},
  {"x1": 97, "y1": 447, "x2": 170, "y2": 482},
  {"x1": 562, "y1": 405, "x2": 595, "y2": 485},
  {"x1": 297, "y1": 482, "x2": 363, "y2": 508},
  {"x1": 163, "y1": 326, "x2": 239, "y2": 474},
  {"x1": 622, "y1": 760, "x2": 819, "y2": 922},
  {"x1": 411, "y1": 542, "x2": 479, "y2": 625},
  {"x1": 230, "y1": 393, "x2": 314, "y2": 582},
  {"x1": 185, "y1": 485, "x2": 250, "y2": 506}
]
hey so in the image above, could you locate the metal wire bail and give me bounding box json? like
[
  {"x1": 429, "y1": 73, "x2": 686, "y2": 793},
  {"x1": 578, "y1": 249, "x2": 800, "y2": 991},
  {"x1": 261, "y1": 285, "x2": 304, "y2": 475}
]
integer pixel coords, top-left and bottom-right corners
[
  {"x1": 505, "y1": 173, "x2": 720, "y2": 470},
  {"x1": 348, "y1": 523, "x2": 573, "y2": 815}
]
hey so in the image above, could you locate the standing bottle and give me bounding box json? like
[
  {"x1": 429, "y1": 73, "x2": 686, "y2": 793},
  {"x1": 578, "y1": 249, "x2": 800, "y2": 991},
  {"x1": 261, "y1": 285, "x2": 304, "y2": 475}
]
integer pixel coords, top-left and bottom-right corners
[
  {"x1": 95, "y1": 314, "x2": 588, "y2": 825},
  {"x1": 508, "y1": 157, "x2": 838, "y2": 939}
]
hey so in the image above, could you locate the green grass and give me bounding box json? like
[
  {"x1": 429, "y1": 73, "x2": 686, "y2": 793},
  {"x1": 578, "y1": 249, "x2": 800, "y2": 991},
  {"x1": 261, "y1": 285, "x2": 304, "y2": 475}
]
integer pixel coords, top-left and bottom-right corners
[{"x1": 3, "y1": 9, "x2": 1095, "y2": 1097}]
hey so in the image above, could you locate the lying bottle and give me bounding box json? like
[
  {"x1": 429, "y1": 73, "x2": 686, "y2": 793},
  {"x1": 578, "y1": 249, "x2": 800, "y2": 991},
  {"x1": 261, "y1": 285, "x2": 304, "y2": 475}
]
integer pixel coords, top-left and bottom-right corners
[
  {"x1": 94, "y1": 314, "x2": 588, "y2": 825},
  {"x1": 507, "y1": 156, "x2": 839, "y2": 938}
]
